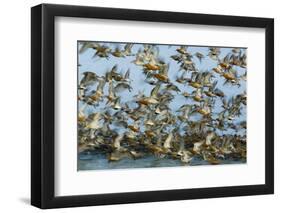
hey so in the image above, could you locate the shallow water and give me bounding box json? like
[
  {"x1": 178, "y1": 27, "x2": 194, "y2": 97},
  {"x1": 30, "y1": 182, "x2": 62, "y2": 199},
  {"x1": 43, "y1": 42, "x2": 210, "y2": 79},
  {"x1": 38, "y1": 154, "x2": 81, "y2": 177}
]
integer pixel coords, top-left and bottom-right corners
[{"x1": 78, "y1": 151, "x2": 245, "y2": 171}]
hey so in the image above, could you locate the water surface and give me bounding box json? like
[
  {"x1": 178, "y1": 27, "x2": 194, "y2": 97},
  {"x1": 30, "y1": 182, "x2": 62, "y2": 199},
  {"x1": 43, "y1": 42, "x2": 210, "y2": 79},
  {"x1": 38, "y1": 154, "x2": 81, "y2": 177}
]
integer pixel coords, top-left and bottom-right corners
[{"x1": 78, "y1": 151, "x2": 245, "y2": 171}]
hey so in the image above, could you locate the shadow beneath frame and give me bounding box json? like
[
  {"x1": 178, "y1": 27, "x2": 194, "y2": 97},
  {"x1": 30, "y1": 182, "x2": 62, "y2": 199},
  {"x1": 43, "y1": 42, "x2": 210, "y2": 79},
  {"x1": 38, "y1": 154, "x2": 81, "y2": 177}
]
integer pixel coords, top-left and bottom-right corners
[{"x1": 19, "y1": 197, "x2": 30, "y2": 205}]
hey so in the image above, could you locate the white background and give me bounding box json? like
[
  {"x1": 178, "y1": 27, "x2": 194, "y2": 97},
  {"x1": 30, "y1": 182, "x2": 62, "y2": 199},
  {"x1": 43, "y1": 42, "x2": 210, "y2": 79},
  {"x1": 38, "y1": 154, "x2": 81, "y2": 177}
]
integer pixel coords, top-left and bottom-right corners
[
  {"x1": 0, "y1": 0, "x2": 279, "y2": 212},
  {"x1": 56, "y1": 17, "x2": 265, "y2": 196}
]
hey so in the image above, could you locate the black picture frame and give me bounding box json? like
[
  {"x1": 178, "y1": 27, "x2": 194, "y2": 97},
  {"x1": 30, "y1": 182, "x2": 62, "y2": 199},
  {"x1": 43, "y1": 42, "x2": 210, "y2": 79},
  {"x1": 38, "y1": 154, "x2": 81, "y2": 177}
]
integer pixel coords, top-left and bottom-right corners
[{"x1": 31, "y1": 3, "x2": 274, "y2": 209}]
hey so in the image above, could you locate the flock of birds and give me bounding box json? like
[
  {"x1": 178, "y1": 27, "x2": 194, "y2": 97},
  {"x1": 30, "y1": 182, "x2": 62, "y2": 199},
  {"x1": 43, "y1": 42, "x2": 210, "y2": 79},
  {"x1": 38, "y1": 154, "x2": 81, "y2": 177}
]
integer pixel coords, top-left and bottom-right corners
[{"x1": 78, "y1": 42, "x2": 247, "y2": 166}]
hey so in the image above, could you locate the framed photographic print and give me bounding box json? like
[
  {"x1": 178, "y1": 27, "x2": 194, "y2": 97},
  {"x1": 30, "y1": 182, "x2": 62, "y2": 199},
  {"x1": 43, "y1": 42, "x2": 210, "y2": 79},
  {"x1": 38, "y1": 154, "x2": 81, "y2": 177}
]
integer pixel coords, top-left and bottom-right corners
[{"x1": 31, "y1": 3, "x2": 274, "y2": 209}]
